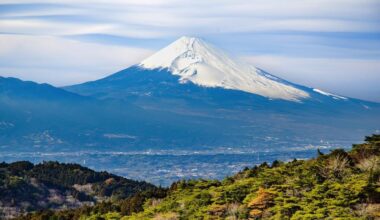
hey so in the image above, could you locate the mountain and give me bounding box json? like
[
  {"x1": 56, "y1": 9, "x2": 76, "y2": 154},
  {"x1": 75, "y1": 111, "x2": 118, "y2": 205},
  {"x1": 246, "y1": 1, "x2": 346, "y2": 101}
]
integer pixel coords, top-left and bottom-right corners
[
  {"x1": 64, "y1": 36, "x2": 380, "y2": 146},
  {"x1": 1, "y1": 37, "x2": 379, "y2": 152},
  {"x1": 66, "y1": 36, "x2": 376, "y2": 110},
  {"x1": 0, "y1": 76, "x2": 92, "y2": 149}
]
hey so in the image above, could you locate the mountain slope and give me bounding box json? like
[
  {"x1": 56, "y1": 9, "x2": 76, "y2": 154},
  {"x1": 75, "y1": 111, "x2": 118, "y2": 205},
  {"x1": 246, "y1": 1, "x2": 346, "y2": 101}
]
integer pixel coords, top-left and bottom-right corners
[
  {"x1": 0, "y1": 77, "x2": 93, "y2": 149},
  {"x1": 66, "y1": 65, "x2": 378, "y2": 114},
  {"x1": 1, "y1": 76, "x2": 266, "y2": 151}
]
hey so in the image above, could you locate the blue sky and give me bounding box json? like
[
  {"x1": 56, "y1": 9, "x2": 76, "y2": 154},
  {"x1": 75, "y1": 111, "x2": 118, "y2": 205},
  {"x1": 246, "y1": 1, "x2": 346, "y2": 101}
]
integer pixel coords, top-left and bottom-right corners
[{"x1": 0, "y1": 0, "x2": 379, "y2": 102}]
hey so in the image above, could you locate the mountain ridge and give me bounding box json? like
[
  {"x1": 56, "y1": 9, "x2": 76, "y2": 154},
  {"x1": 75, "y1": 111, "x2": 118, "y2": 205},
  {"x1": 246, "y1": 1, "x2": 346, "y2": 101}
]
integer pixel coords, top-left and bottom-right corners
[{"x1": 0, "y1": 76, "x2": 85, "y2": 101}]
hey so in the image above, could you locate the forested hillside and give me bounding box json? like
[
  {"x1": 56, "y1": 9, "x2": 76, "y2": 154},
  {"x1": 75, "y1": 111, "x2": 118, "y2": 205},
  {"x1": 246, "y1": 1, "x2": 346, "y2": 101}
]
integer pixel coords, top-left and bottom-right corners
[
  {"x1": 12, "y1": 134, "x2": 380, "y2": 219},
  {"x1": 0, "y1": 161, "x2": 159, "y2": 219}
]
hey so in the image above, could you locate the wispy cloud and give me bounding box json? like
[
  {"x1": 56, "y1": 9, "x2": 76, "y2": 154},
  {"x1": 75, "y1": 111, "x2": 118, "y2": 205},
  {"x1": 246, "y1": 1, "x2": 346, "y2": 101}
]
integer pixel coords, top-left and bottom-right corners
[
  {"x1": 2, "y1": 0, "x2": 379, "y2": 37},
  {"x1": 0, "y1": 0, "x2": 379, "y2": 101},
  {"x1": 0, "y1": 34, "x2": 153, "y2": 85},
  {"x1": 244, "y1": 55, "x2": 380, "y2": 102}
]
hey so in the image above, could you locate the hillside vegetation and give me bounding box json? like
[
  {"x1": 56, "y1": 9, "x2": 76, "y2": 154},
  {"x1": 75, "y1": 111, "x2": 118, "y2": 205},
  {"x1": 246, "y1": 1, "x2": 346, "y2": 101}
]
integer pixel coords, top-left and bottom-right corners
[
  {"x1": 12, "y1": 134, "x2": 380, "y2": 219},
  {"x1": 0, "y1": 161, "x2": 159, "y2": 219}
]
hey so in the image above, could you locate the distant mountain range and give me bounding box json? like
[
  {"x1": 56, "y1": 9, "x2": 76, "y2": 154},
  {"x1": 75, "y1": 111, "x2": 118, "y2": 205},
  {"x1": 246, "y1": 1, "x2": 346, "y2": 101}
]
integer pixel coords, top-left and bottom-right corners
[{"x1": 0, "y1": 37, "x2": 379, "y2": 152}]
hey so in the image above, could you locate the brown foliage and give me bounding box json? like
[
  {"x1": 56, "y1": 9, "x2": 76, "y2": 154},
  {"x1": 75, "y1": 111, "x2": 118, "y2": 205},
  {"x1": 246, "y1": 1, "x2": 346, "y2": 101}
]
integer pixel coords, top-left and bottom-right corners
[{"x1": 248, "y1": 187, "x2": 275, "y2": 218}]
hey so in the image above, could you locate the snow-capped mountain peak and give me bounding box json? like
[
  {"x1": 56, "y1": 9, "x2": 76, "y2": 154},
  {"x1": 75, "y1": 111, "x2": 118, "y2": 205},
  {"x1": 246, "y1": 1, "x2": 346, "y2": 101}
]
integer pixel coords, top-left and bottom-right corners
[{"x1": 140, "y1": 36, "x2": 309, "y2": 101}]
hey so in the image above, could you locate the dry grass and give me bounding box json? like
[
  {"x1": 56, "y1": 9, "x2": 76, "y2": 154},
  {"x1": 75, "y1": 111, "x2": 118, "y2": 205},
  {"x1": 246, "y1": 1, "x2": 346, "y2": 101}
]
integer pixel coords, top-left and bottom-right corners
[
  {"x1": 226, "y1": 203, "x2": 240, "y2": 220},
  {"x1": 356, "y1": 156, "x2": 380, "y2": 172},
  {"x1": 355, "y1": 203, "x2": 380, "y2": 219},
  {"x1": 153, "y1": 212, "x2": 179, "y2": 220},
  {"x1": 319, "y1": 154, "x2": 349, "y2": 178}
]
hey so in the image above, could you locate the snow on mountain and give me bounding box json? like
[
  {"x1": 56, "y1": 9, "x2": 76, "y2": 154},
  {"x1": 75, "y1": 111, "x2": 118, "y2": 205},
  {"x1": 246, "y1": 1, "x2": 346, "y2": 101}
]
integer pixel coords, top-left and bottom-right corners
[
  {"x1": 140, "y1": 36, "x2": 309, "y2": 102},
  {"x1": 313, "y1": 88, "x2": 347, "y2": 100}
]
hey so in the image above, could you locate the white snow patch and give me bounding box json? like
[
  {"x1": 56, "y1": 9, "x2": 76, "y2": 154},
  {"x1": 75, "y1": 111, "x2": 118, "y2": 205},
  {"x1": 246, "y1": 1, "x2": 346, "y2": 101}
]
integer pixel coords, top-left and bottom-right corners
[
  {"x1": 140, "y1": 36, "x2": 309, "y2": 101},
  {"x1": 313, "y1": 88, "x2": 347, "y2": 100},
  {"x1": 103, "y1": 133, "x2": 137, "y2": 139}
]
